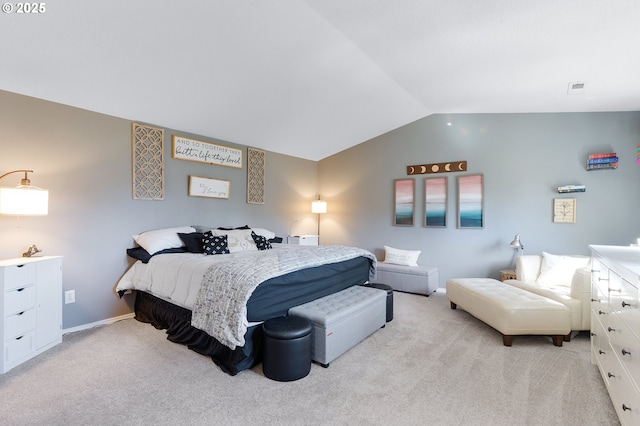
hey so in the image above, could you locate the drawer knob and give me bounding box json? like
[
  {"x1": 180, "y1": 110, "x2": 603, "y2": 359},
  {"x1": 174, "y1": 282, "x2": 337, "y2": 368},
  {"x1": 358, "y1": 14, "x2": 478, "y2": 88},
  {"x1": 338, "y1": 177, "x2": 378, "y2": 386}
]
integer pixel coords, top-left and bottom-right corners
[
  {"x1": 590, "y1": 332, "x2": 596, "y2": 337},
  {"x1": 622, "y1": 404, "x2": 632, "y2": 412},
  {"x1": 591, "y1": 298, "x2": 600, "y2": 303},
  {"x1": 607, "y1": 327, "x2": 616, "y2": 333},
  {"x1": 622, "y1": 349, "x2": 631, "y2": 356},
  {"x1": 599, "y1": 350, "x2": 606, "y2": 355},
  {"x1": 621, "y1": 301, "x2": 632, "y2": 308},
  {"x1": 607, "y1": 372, "x2": 615, "y2": 378},
  {"x1": 598, "y1": 310, "x2": 606, "y2": 315},
  {"x1": 17, "y1": 287, "x2": 25, "y2": 292},
  {"x1": 599, "y1": 277, "x2": 609, "y2": 281}
]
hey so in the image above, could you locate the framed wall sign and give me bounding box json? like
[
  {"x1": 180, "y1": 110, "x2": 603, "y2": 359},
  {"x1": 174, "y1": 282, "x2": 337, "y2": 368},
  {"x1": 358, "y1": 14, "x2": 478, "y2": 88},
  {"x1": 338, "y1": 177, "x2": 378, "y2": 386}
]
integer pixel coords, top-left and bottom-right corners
[
  {"x1": 172, "y1": 135, "x2": 243, "y2": 168},
  {"x1": 188, "y1": 175, "x2": 230, "y2": 199},
  {"x1": 394, "y1": 179, "x2": 415, "y2": 226},
  {"x1": 457, "y1": 174, "x2": 484, "y2": 229}
]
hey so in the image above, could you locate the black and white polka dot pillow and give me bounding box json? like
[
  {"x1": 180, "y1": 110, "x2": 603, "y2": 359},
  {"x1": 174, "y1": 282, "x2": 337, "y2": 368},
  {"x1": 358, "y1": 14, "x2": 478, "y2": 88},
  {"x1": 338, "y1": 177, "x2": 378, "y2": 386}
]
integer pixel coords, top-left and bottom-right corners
[
  {"x1": 251, "y1": 231, "x2": 272, "y2": 250},
  {"x1": 202, "y1": 232, "x2": 230, "y2": 255}
]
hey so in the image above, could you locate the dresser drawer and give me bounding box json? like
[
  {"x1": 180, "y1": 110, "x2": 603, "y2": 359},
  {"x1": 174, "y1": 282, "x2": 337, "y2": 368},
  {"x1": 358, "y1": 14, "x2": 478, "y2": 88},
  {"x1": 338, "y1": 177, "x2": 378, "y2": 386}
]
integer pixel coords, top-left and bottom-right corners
[
  {"x1": 591, "y1": 257, "x2": 610, "y2": 294},
  {"x1": 4, "y1": 330, "x2": 35, "y2": 365},
  {"x1": 4, "y1": 309, "x2": 35, "y2": 340},
  {"x1": 4, "y1": 285, "x2": 36, "y2": 317},
  {"x1": 2, "y1": 262, "x2": 36, "y2": 291},
  {"x1": 607, "y1": 364, "x2": 640, "y2": 425},
  {"x1": 609, "y1": 312, "x2": 640, "y2": 386}
]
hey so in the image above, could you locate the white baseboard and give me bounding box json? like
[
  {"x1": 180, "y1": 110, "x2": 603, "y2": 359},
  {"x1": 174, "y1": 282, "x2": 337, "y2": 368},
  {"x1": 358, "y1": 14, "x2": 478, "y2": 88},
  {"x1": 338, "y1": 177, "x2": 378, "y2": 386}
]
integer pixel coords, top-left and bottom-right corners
[{"x1": 62, "y1": 313, "x2": 135, "y2": 335}]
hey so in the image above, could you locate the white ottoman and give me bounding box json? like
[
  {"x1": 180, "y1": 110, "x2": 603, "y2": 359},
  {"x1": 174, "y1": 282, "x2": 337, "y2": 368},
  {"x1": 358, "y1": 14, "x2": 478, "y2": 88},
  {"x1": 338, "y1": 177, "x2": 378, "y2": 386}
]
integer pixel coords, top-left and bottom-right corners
[
  {"x1": 446, "y1": 278, "x2": 571, "y2": 346},
  {"x1": 375, "y1": 262, "x2": 438, "y2": 295}
]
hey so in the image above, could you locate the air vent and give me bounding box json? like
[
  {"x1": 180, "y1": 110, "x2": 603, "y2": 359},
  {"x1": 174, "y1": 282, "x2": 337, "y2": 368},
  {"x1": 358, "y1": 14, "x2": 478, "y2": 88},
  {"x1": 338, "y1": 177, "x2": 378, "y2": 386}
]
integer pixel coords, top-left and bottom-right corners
[{"x1": 567, "y1": 81, "x2": 586, "y2": 95}]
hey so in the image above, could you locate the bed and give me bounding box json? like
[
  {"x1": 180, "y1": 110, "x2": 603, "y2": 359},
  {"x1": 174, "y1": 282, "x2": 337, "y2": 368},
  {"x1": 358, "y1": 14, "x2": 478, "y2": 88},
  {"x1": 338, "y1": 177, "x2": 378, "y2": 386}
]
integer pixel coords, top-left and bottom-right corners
[{"x1": 116, "y1": 226, "x2": 376, "y2": 375}]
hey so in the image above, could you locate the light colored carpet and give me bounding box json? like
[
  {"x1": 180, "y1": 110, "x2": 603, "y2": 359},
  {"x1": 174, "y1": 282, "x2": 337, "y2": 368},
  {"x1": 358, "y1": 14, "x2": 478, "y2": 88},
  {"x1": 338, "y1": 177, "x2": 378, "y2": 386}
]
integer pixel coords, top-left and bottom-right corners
[{"x1": 0, "y1": 291, "x2": 619, "y2": 426}]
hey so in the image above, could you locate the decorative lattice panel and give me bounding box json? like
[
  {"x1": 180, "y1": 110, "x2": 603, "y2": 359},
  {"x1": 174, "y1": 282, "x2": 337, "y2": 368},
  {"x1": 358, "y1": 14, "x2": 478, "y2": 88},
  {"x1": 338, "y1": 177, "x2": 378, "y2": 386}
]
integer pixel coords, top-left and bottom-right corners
[
  {"x1": 247, "y1": 147, "x2": 265, "y2": 204},
  {"x1": 132, "y1": 123, "x2": 164, "y2": 200}
]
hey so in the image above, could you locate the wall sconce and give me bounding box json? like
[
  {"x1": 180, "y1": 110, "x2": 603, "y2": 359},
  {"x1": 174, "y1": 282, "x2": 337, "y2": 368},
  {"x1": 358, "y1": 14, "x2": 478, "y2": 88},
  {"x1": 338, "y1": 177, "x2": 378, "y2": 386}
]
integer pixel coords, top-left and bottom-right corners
[
  {"x1": 509, "y1": 233, "x2": 524, "y2": 256},
  {"x1": 0, "y1": 170, "x2": 49, "y2": 216},
  {"x1": 311, "y1": 198, "x2": 327, "y2": 242}
]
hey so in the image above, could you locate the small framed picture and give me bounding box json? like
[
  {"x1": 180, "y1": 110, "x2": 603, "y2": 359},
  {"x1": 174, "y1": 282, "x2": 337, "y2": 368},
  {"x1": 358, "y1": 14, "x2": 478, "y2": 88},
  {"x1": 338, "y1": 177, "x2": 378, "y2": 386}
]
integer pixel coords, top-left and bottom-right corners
[
  {"x1": 188, "y1": 176, "x2": 230, "y2": 199},
  {"x1": 394, "y1": 179, "x2": 415, "y2": 226},
  {"x1": 553, "y1": 198, "x2": 576, "y2": 223},
  {"x1": 457, "y1": 174, "x2": 484, "y2": 229}
]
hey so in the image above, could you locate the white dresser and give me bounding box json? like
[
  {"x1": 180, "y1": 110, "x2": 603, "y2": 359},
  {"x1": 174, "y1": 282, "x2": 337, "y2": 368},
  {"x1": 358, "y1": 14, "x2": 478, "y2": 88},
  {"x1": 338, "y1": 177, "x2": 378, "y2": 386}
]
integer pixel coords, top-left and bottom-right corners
[
  {"x1": 590, "y1": 245, "x2": 640, "y2": 425},
  {"x1": 1, "y1": 256, "x2": 63, "y2": 373}
]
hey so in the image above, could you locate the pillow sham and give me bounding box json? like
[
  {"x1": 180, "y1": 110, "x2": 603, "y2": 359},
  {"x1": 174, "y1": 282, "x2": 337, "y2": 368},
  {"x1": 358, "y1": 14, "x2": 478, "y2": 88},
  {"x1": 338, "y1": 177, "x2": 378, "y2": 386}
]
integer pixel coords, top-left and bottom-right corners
[
  {"x1": 126, "y1": 247, "x2": 187, "y2": 264},
  {"x1": 202, "y1": 232, "x2": 230, "y2": 255},
  {"x1": 178, "y1": 232, "x2": 205, "y2": 253},
  {"x1": 211, "y1": 228, "x2": 258, "y2": 253},
  {"x1": 384, "y1": 245, "x2": 421, "y2": 266},
  {"x1": 251, "y1": 231, "x2": 273, "y2": 250},
  {"x1": 251, "y1": 228, "x2": 276, "y2": 240},
  {"x1": 536, "y1": 252, "x2": 590, "y2": 286},
  {"x1": 133, "y1": 226, "x2": 195, "y2": 254}
]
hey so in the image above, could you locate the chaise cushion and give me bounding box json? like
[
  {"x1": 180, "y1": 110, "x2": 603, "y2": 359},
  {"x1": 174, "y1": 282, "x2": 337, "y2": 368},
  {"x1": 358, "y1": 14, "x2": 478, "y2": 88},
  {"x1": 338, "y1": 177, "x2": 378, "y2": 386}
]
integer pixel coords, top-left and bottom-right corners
[{"x1": 536, "y1": 252, "x2": 590, "y2": 286}]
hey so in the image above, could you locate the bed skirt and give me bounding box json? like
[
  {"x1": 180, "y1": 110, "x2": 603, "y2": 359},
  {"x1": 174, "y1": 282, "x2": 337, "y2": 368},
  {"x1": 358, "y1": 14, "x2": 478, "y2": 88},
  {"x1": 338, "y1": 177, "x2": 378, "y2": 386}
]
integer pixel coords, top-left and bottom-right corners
[{"x1": 134, "y1": 291, "x2": 262, "y2": 376}]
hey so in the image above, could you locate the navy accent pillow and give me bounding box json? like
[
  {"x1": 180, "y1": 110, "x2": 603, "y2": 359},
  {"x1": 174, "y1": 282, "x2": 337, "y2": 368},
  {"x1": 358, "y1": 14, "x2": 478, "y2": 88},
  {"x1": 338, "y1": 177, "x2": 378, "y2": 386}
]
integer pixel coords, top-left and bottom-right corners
[
  {"x1": 203, "y1": 232, "x2": 230, "y2": 255},
  {"x1": 126, "y1": 247, "x2": 186, "y2": 263},
  {"x1": 178, "y1": 232, "x2": 205, "y2": 253},
  {"x1": 217, "y1": 225, "x2": 251, "y2": 231},
  {"x1": 251, "y1": 231, "x2": 272, "y2": 250}
]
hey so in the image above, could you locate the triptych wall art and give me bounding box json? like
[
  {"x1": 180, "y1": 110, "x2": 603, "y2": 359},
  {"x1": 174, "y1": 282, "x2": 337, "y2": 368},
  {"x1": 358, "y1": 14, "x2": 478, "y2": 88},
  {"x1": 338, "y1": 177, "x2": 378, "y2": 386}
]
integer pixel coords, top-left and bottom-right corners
[{"x1": 394, "y1": 171, "x2": 483, "y2": 229}]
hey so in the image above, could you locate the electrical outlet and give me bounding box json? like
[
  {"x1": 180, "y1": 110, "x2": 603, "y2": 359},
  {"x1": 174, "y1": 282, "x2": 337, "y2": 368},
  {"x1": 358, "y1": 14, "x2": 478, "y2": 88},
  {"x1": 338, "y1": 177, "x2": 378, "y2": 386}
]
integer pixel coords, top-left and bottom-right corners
[{"x1": 64, "y1": 290, "x2": 75, "y2": 304}]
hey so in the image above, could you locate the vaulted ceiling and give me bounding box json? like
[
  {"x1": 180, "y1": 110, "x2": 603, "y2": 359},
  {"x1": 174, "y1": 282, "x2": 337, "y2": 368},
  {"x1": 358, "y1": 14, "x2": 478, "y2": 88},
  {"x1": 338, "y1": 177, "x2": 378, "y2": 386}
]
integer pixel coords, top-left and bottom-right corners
[{"x1": 2, "y1": 1, "x2": 639, "y2": 160}]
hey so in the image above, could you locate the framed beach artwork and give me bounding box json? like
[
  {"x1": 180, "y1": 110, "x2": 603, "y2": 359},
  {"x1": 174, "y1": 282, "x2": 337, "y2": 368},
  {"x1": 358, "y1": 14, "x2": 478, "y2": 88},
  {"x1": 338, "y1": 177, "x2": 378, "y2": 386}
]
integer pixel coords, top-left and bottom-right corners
[
  {"x1": 394, "y1": 179, "x2": 415, "y2": 226},
  {"x1": 424, "y1": 177, "x2": 447, "y2": 227},
  {"x1": 457, "y1": 174, "x2": 484, "y2": 229}
]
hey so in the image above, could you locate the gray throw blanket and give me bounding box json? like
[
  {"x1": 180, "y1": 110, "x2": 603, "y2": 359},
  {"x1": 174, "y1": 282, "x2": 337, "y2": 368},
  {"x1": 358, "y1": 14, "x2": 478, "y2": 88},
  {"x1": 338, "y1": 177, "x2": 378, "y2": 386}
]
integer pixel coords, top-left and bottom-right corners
[{"x1": 191, "y1": 245, "x2": 376, "y2": 349}]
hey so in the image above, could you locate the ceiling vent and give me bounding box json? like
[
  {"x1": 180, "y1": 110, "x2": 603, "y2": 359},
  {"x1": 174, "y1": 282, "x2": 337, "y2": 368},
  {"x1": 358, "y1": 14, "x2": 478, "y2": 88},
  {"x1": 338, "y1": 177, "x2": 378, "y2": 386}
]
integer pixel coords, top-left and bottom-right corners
[{"x1": 567, "y1": 81, "x2": 586, "y2": 95}]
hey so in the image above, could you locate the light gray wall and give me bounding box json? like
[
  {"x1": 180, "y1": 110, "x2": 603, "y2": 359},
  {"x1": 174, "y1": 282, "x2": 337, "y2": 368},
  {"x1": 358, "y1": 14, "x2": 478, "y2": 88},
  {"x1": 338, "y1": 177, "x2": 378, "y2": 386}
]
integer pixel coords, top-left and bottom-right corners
[
  {"x1": 318, "y1": 112, "x2": 640, "y2": 287},
  {"x1": 0, "y1": 90, "x2": 319, "y2": 329}
]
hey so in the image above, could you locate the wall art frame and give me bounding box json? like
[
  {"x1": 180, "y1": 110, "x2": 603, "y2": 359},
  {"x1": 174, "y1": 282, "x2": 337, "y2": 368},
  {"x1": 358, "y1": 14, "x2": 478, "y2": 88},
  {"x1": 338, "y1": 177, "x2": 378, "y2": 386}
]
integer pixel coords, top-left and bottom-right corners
[
  {"x1": 553, "y1": 198, "x2": 576, "y2": 223},
  {"x1": 132, "y1": 122, "x2": 164, "y2": 200},
  {"x1": 457, "y1": 173, "x2": 484, "y2": 229},
  {"x1": 172, "y1": 135, "x2": 243, "y2": 168},
  {"x1": 247, "y1": 147, "x2": 265, "y2": 204},
  {"x1": 424, "y1": 176, "x2": 447, "y2": 228},
  {"x1": 394, "y1": 178, "x2": 415, "y2": 226},
  {"x1": 188, "y1": 175, "x2": 230, "y2": 199}
]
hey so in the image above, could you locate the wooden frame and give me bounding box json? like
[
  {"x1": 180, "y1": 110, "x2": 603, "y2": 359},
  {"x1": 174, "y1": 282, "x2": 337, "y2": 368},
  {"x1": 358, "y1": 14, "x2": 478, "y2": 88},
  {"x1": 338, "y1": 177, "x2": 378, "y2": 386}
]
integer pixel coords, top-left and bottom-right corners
[
  {"x1": 172, "y1": 135, "x2": 243, "y2": 168},
  {"x1": 553, "y1": 198, "x2": 576, "y2": 223},
  {"x1": 424, "y1": 177, "x2": 447, "y2": 228},
  {"x1": 188, "y1": 175, "x2": 230, "y2": 199},
  {"x1": 132, "y1": 122, "x2": 164, "y2": 200},
  {"x1": 457, "y1": 174, "x2": 484, "y2": 229},
  {"x1": 394, "y1": 179, "x2": 415, "y2": 226},
  {"x1": 247, "y1": 148, "x2": 265, "y2": 204}
]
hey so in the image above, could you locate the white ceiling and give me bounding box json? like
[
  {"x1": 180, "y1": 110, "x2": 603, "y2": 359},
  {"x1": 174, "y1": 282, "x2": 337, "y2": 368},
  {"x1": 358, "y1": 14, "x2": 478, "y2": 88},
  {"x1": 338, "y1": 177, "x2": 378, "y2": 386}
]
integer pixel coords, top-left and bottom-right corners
[{"x1": 2, "y1": 1, "x2": 639, "y2": 161}]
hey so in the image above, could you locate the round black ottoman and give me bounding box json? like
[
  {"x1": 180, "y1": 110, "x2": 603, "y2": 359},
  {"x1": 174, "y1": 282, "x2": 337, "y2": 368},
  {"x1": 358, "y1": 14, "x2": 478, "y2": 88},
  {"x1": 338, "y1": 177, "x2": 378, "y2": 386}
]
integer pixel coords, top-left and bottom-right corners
[
  {"x1": 262, "y1": 316, "x2": 312, "y2": 382},
  {"x1": 362, "y1": 283, "x2": 394, "y2": 322}
]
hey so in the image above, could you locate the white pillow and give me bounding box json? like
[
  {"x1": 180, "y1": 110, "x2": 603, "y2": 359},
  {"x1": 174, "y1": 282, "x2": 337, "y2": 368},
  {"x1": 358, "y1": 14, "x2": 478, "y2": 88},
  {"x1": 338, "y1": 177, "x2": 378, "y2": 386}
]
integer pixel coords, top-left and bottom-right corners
[
  {"x1": 133, "y1": 226, "x2": 196, "y2": 254},
  {"x1": 384, "y1": 245, "x2": 421, "y2": 266},
  {"x1": 212, "y1": 229, "x2": 257, "y2": 253},
  {"x1": 536, "y1": 252, "x2": 590, "y2": 286},
  {"x1": 251, "y1": 228, "x2": 276, "y2": 240}
]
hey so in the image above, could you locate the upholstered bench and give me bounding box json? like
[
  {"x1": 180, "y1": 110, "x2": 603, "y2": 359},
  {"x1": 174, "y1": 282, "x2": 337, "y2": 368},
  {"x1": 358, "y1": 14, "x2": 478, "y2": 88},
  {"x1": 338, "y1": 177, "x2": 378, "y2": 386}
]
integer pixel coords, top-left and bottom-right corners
[
  {"x1": 446, "y1": 278, "x2": 571, "y2": 346},
  {"x1": 375, "y1": 262, "x2": 438, "y2": 296},
  {"x1": 288, "y1": 285, "x2": 386, "y2": 367}
]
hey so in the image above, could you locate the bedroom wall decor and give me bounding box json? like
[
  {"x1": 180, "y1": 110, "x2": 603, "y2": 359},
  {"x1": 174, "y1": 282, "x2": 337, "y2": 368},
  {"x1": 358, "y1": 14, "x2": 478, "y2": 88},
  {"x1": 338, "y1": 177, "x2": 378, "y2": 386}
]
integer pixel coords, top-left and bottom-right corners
[
  {"x1": 132, "y1": 122, "x2": 164, "y2": 200},
  {"x1": 457, "y1": 173, "x2": 484, "y2": 229},
  {"x1": 247, "y1": 147, "x2": 265, "y2": 204},
  {"x1": 394, "y1": 178, "x2": 415, "y2": 226},
  {"x1": 172, "y1": 135, "x2": 243, "y2": 168},
  {"x1": 407, "y1": 160, "x2": 467, "y2": 175},
  {"x1": 553, "y1": 198, "x2": 576, "y2": 223},
  {"x1": 188, "y1": 175, "x2": 230, "y2": 199},
  {"x1": 424, "y1": 177, "x2": 447, "y2": 228}
]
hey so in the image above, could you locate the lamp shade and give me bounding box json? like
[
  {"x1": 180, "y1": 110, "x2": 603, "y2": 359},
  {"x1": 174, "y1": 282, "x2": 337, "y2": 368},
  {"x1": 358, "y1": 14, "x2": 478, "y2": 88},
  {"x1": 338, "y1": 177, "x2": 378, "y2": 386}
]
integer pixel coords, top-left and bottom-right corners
[
  {"x1": 0, "y1": 186, "x2": 49, "y2": 215},
  {"x1": 311, "y1": 200, "x2": 327, "y2": 214},
  {"x1": 509, "y1": 233, "x2": 523, "y2": 250}
]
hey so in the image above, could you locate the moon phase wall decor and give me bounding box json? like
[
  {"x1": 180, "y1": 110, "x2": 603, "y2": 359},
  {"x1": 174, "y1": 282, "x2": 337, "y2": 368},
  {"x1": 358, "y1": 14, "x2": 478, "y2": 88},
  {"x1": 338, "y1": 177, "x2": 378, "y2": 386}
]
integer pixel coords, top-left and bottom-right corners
[{"x1": 407, "y1": 161, "x2": 467, "y2": 175}]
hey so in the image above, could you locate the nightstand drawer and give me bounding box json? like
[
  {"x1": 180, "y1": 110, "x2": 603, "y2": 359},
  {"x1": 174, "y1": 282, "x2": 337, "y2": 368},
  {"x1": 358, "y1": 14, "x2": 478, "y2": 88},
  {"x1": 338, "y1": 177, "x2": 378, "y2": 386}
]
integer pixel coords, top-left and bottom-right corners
[
  {"x1": 4, "y1": 331, "x2": 35, "y2": 365},
  {"x1": 2, "y1": 262, "x2": 36, "y2": 291},
  {"x1": 5, "y1": 309, "x2": 35, "y2": 340},
  {"x1": 4, "y1": 285, "x2": 36, "y2": 317}
]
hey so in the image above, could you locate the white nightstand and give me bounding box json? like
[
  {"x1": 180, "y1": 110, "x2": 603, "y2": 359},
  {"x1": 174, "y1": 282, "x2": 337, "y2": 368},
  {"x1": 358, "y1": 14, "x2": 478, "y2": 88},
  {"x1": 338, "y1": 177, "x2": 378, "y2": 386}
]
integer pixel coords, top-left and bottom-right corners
[{"x1": 287, "y1": 235, "x2": 319, "y2": 246}]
